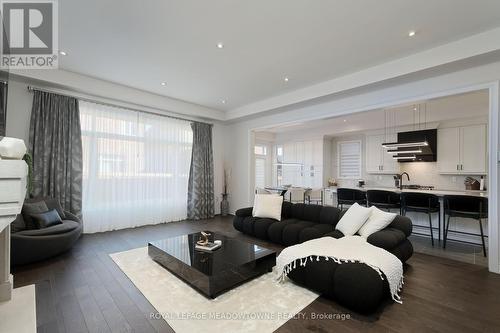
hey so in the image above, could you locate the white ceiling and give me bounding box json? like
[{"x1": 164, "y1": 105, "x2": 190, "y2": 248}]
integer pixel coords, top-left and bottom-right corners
[
  {"x1": 260, "y1": 90, "x2": 489, "y2": 137},
  {"x1": 59, "y1": 1, "x2": 500, "y2": 114}
]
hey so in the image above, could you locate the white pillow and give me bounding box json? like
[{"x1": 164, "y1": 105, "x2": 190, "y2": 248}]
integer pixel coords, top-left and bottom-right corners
[
  {"x1": 335, "y1": 203, "x2": 372, "y2": 236},
  {"x1": 358, "y1": 206, "x2": 397, "y2": 238},
  {"x1": 252, "y1": 194, "x2": 283, "y2": 221}
]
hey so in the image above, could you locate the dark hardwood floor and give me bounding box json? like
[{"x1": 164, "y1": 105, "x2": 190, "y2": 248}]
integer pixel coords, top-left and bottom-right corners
[{"x1": 12, "y1": 215, "x2": 500, "y2": 333}]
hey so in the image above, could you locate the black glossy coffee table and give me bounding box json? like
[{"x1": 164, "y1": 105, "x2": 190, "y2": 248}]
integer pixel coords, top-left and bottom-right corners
[{"x1": 148, "y1": 231, "x2": 276, "y2": 298}]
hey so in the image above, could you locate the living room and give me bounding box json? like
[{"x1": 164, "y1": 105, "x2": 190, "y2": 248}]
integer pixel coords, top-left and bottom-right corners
[{"x1": 1, "y1": 1, "x2": 500, "y2": 333}]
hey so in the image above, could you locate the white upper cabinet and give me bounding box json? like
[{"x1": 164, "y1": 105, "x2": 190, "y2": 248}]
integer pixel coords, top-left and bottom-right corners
[
  {"x1": 438, "y1": 124, "x2": 487, "y2": 174},
  {"x1": 366, "y1": 134, "x2": 383, "y2": 173},
  {"x1": 460, "y1": 125, "x2": 487, "y2": 174},
  {"x1": 382, "y1": 133, "x2": 399, "y2": 173},
  {"x1": 279, "y1": 139, "x2": 324, "y2": 188},
  {"x1": 437, "y1": 127, "x2": 461, "y2": 173},
  {"x1": 366, "y1": 134, "x2": 399, "y2": 174}
]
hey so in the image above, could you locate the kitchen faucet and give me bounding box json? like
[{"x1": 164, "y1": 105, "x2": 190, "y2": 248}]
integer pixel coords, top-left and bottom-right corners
[{"x1": 398, "y1": 172, "x2": 410, "y2": 190}]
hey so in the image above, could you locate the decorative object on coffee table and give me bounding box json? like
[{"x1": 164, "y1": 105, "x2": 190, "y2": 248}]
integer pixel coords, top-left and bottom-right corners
[
  {"x1": 148, "y1": 231, "x2": 276, "y2": 298},
  {"x1": 196, "y1": 231, "x2": 211, "y2": 245}
]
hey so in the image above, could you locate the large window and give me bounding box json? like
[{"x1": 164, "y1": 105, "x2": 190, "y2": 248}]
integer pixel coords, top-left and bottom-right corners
[
  {"x1": 254, "y1": 144, "x2": 268, "y2": 189},
  {"x1": 337, "y1": 140, "x2": 362, "y2": 179},
  {"x1": 80, "y1": 101, "x2": 193, "y2": 233}
]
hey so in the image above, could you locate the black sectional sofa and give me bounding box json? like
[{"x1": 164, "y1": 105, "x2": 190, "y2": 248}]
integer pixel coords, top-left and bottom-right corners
[{"x1": 233, "y1": 202, "x2": 413, "y2": 313}]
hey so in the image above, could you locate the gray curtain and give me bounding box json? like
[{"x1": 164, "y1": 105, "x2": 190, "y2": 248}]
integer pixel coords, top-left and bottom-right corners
[
  {"x1": 29, "y1": 90, "x2": 83, "y2": 216},
  {"x1": 187, "y1": 122, "x2": 215, "y2": 220}
]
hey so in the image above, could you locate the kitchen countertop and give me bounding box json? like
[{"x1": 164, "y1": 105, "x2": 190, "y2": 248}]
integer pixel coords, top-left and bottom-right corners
[{"x1": 324, "y1": 186, "x2": 488, "y2": 198}]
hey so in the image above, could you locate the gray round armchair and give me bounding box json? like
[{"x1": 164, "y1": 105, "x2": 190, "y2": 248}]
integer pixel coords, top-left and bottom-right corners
[{"x1": 11, "y1": 197, "x2": 83, "y2": 266}]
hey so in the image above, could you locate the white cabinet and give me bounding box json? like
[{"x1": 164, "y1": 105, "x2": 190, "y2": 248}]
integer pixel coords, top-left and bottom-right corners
[
  {"x1": 437, "y1": 127, "x2": 460, "y2": 174},
  {"x1": 437, "y1": 124, "x2": 487, "y2": 174},
  {"x1": 366, "y1": 134, "x2": 383, "y2": 173},
  {"x1": 461, "y1": 125, "x2": 487, "y2": 174},
  {"x1": 382, "y1": 133, "x2": 399, "y2": 173},
  {"x1": 279, "y1": 139, "x2": 324, "y2": 188},
  {"x1": 366, "y1": 134, "x2": 399, "y2": 174}
]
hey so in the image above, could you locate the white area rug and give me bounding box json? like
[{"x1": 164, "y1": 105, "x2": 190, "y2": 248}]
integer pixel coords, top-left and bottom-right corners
[{"x1": 110, "y1": 247, "x2": 319, "y2": 333}]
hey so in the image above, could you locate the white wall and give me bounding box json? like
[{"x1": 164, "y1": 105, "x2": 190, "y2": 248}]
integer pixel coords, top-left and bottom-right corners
[
  {"x1": 5, "y1": 79, "x2": 32, "y2": 142},
  {"x1": 4, "y1": 77, "x2": 227, "y2": 214}
]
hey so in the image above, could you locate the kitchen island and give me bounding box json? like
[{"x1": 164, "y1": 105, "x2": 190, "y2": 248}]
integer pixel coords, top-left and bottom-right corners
[
  {"x1": 324, "y1": 186, "x2": 487, "y2": 198},
  {"x1": 323, "y1": 186, "x2": 488, "y2": 246}
]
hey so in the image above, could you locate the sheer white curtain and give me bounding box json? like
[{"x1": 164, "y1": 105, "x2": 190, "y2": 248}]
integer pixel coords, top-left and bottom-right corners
[{"x1": 80, "y1": 101, "x2": 193, "y2": 233}]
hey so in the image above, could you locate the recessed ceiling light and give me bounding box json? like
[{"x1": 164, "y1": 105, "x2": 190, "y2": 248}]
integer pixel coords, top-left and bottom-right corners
[
  {"x1": 343, "y1": 119, "x2": 347, "y2": 122},
  {"x1": 284, "y1": 77, "x2": 289, "y2": 82},
  {"x1": 408, "y1": 30, "x2": 416, "y2": 37},
  {"x1": 216, "y1": 42, "x2": 224, "y2": 49},
  {"x1": 161, "y1": 82, "x2": 166, "y2": 86},
  {"x1": 59, "y1": 51, "x2": 67, "y2": 56},
  {"x1": 221, "y1": 99, "x2": 227, "y2": 104}
]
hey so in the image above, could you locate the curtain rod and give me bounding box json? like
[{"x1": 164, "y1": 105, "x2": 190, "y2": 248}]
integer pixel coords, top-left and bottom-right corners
[{"x1": 27, "y1": 85, "x2": 213, "y2": 126}]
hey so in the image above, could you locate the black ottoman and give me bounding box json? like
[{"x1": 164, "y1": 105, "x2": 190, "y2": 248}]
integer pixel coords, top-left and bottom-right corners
[{"x1": 287, "y1": 258, "x2": 390, "y2": 314}]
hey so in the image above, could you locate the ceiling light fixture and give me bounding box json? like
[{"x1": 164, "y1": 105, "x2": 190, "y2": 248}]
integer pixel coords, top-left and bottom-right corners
[
  {"x1": 221, "y1": 100, "x2": 227, "y2": 104},
  {"x1": 393, "y1": 155, "x2": 416, "y2": 160},
  {"x1": 382, "y1": 141, "x2": 428, "y2": 149},
  {"x1": 216, "y1": 42, "x2": 224, "y2": 49},
  {"x1": 387, "y1": 149, "x2": 422, "y2": 155},
  {"x1": 343, "y1": 119, "x2": 347, "y2": 122},
  {"x1": 284, "y1": 77, "x2": 289, "y2": 82},
  {"x1": 161, "y1": 82, "x2": 166, "y2": 86},
  {"x1": 59, "y1": 51, "x2": 67, "y2": 56},
  {"x1": 408, "y1": 30, "x2": 416, "y2": 37}
]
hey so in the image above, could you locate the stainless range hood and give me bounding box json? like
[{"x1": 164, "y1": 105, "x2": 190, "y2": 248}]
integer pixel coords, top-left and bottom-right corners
[{"x1": 382, "y1": 129, "x2": 437, "y2": 162}]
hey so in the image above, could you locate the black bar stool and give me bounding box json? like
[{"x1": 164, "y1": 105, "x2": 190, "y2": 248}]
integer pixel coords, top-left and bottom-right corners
[
  {"x1": 366, "y1": 190, "x2": 401, "y2": 213},
  {"x1": 336, "y1": 188, "x2": 366, "y2": 210},
  {"x1": 401, "y1": 192, "x2": 440, "y2": 246},
  {"x1": 443, "y1": 195, "x2": 488, "y2": 257}
]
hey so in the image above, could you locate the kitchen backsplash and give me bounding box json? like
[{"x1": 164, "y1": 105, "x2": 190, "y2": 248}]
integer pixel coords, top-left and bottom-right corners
[
  {"x1": 334, "y1": 162, "x2": 486, "y2": 191},
  {"x1": 400, "y1": 162, "x2": 486, "y2": 191}
]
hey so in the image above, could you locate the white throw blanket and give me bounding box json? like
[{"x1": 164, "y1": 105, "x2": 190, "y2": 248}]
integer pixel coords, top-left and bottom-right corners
[{"x1": 276, "y1": 236, "x2": 404, "y2": 303}]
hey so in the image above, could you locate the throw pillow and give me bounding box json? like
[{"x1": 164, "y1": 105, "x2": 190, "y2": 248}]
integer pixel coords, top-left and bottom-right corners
[
  {"x1": 43, "y1": 197, "x2": 67, "y2": 219},
  {"x1": 11, "y1": 214, "x2": 26, "y2": 233},
  {"x1": 358, "y1": 206, "x2": 397, "y2": 238},
  {"x1": 335, "y1": 203, "x2": 372, "y2": 236},
  {"x1": 30, "y1": 209, "x2": 63, "y2": 229},
  {"x1": 22, "y1": 201, "x2": 49, "y2": 229},
  {"x1": 252, "y1": 194, "x2": 283, "y2": 221}
]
